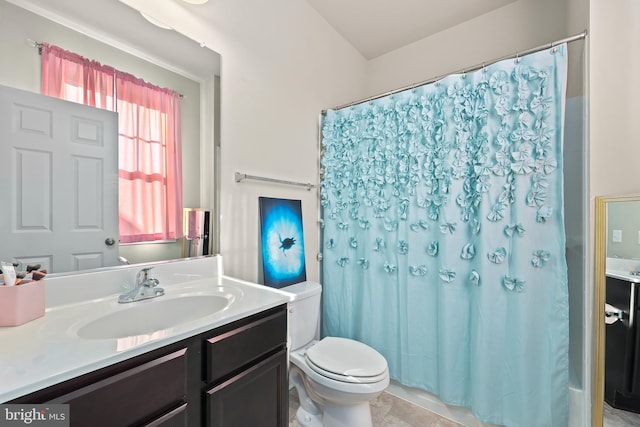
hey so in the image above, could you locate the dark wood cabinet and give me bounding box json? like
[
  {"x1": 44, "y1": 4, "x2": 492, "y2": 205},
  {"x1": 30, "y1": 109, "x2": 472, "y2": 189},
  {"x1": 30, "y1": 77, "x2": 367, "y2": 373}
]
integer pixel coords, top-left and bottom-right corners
[
  {"x1": 205, "y1": 308, "x2": 287, "y2": 383},
  {"x1": 11, "y1": 304, "x2": 288, "y2": 427},
  {"x1": 143, "y1": 404, "x2": 188, "y2": 427},
  {"x1": 48, "y1": 348, "x2": 188, "y2": 427},
  {"x1": 206, "y1": 349, "x2": 288, "y2": 427},
  {"x1": 605, "y1": 276, "x2": 640, "y2": 412}
]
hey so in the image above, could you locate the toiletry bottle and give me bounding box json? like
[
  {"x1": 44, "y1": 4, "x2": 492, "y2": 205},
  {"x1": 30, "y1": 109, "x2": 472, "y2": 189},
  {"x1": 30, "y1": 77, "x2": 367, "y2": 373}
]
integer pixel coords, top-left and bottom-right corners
[{"x1": 1, "y1": 261, "x2": 17, "y2": 286}]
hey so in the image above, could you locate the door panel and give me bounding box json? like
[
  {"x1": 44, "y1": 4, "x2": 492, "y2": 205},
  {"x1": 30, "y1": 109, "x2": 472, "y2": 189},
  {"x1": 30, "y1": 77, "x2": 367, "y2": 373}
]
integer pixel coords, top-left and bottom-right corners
[
  {"x1": 0, "y1": 84, "x2": 119, "y2": 273},
  {"x1": 205, "y1": 349, "x2": 288, "y2": 427}
]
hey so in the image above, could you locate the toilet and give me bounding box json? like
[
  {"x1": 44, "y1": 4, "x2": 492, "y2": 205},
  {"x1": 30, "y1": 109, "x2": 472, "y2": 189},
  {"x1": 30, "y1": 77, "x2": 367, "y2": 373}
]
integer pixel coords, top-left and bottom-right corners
[{"x1": 278, "y1": 281, "x2": 389, "y2": 427}]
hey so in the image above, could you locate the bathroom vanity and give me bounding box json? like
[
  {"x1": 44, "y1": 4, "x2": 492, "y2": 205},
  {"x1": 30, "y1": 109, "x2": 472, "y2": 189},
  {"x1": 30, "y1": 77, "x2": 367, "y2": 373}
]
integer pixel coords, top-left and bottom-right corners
[
  {"x1": 0, "y1": 256, "x2": 290, "y2": 426},
  {"x1": 605, "y1": 270, "x2": 640, "y2": 413}
]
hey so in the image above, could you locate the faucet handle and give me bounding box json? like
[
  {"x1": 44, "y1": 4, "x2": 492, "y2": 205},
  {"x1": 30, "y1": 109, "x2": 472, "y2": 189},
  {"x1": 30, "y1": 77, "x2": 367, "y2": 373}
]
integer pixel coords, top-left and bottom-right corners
[
  {"x1": 135, "y1": 267, "x2": 155, "y2": 285},
  {"x1": 142, "y1": 268, "x2": 160, "y2": 286}
]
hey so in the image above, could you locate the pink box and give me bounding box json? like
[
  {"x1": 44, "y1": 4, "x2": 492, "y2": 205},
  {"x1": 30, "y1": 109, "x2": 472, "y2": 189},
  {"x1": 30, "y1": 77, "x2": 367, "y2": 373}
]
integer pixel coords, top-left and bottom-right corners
[{"x1": 0, "y1": 280, "x2": 45, "y2": 326}]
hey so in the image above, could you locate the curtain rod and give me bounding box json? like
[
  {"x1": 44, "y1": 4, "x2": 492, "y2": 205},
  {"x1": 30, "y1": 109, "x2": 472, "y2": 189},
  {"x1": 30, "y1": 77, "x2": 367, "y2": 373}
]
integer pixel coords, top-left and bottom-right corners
[
  {"x1": 234, "y1": 172, "x2": 317, "y2": 191},
  {"x1": 27, "y1": 38, "x2": 185, "y2": 98},
  {"x1": 323, "y1": 30, "x2": 587, "y2": 113}
]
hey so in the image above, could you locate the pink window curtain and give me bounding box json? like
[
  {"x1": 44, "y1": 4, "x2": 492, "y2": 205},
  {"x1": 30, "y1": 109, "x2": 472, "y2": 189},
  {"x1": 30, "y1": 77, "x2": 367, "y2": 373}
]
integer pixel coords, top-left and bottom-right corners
[
  {"x1": 40, "y1": 43, "x2": 183, "y2": 243},
  {"x1": 41, "y1": 43, "x2": 115, "y2": 110},
  {"x1": 116, "y1": 71, "x2": 183, "y2": 243}
]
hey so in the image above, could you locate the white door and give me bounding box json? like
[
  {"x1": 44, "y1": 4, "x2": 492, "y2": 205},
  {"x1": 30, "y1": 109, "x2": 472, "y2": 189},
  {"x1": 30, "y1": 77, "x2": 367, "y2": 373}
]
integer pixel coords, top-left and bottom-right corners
[{"x1": 0, "y1": 84, "x2": 119, "y2": 273}]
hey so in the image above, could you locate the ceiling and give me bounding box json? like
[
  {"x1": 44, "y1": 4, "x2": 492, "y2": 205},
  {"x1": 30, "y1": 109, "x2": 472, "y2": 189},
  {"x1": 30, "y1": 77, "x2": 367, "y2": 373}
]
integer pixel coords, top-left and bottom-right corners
[
  {"x1": 174, "y1": 0, "x2": 518, "y2": 60},
  {"x1": 12, "y1": 0, "x2": 519, "y2": 70},
  {"x1": 305, "y1": 0, "x2": 518, "y2": 59},
  {"x1": 8, "y1": 0, "x2": 220, "y2": 80}
]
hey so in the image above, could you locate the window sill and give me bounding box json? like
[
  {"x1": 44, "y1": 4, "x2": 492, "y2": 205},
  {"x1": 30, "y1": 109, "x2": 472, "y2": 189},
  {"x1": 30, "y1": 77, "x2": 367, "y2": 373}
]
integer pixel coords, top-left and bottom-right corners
[{"x1": 120, "y1": 239, "x2": 178, "y2": 246}]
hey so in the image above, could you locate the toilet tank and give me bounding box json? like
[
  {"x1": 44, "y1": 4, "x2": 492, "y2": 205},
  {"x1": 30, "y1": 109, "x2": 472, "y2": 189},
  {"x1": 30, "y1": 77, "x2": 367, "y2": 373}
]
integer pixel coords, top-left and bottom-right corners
[{"x1": 280, "y1": 281, "x2": 321, "y2": 351}]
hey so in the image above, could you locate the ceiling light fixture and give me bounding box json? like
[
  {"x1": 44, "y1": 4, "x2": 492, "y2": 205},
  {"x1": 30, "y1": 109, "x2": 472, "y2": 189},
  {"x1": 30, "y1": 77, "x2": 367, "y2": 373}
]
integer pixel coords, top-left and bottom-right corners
[
  {"x1": 182, "y1": 0, "x2": 209, "y2": 4},
  {"x1": 140, "y1": 12, "x2": 173, "y2": 30}
]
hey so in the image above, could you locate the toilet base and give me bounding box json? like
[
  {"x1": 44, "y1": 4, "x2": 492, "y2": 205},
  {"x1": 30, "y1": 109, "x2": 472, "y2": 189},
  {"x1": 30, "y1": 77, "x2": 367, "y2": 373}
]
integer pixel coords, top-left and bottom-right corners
[
  {"x1": 297, "y1": 402, "x2": 373, "y2": 427},
  {"x1": 323, "y1": 401, "x2": 373, "y2": 427},
  {"x1": 296, "y1": 406, "x2": 322, "y2": 427}
]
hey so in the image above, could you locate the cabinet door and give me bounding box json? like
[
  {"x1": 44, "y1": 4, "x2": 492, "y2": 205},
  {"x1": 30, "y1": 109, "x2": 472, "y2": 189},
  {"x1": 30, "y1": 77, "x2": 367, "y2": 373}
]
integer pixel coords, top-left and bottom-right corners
[
  {"x1": 605, "y1": 277, "x2": 636, "y2": 403},
  {"x1": 49, "y1": 348, "x2": 187, "y2": 427},
  {"x1": 205, "y1": 349, "x2": 288, "y2": 427}
]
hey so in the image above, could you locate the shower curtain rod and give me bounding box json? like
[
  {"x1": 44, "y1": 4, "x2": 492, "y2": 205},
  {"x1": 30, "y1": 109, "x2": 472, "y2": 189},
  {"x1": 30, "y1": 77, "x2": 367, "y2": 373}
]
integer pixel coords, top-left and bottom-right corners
[{"x1": 323, "y1": 30, "x2": 587, "y2": 113}]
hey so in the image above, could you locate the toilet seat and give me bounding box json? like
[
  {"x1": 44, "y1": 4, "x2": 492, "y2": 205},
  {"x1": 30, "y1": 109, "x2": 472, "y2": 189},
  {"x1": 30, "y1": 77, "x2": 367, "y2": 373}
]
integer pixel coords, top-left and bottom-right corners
[{"x1": 305, "y1": 337, "x2": 388, "y2": 384}]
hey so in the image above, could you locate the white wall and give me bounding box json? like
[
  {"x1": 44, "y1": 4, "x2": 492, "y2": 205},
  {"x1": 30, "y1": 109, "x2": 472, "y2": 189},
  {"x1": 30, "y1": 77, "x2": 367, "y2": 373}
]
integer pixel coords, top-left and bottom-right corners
[
  {"x1": 124, "y1": 0, "x2": 368, "y2": 283},
  {"x1": 606, "y1": 201, "x2": 640, "y2": 259},
  {"x1": 213, "y1": 0, "x2": 368, "y2": 283},
  {"x1": 365, "y1": 0, "x2": 568, "y2": 97},
  {"x1": 589, "y1": 1, "x2": 640, "y2": 199}
]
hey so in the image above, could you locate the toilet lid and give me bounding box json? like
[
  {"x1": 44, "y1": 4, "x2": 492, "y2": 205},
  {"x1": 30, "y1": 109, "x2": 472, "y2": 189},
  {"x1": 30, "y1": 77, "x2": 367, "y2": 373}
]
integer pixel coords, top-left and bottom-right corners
[{"x1": 305, "y1": 337, "x2": 388, "y2": 383}]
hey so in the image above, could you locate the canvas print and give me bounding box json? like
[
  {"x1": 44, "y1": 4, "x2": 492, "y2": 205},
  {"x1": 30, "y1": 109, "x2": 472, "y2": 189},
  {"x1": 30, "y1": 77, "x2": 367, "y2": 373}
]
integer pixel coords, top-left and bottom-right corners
[{"x1": 259, "y1": 197, "x2": 306, "y2": 288}]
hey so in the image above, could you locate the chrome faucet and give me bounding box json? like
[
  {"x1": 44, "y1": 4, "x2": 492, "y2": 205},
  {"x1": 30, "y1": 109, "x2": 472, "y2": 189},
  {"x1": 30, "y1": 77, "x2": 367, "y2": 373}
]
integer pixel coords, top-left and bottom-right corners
[{"x1": 118, "y1": 267, "x2": 164, "y2": 303}]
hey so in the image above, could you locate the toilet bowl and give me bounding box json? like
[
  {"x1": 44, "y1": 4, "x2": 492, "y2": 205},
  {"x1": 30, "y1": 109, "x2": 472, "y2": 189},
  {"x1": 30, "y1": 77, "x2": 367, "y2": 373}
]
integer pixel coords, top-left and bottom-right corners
[{"x1": 277, "y1": 281, "x2": 390, "y2": 427}]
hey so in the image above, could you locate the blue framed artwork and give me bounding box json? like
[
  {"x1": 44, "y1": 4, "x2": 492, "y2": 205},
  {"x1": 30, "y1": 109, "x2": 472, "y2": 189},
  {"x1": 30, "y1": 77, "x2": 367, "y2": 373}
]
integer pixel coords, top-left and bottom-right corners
[{"x1": 259, "y1": 197, "x2": 306, "y2": 288}]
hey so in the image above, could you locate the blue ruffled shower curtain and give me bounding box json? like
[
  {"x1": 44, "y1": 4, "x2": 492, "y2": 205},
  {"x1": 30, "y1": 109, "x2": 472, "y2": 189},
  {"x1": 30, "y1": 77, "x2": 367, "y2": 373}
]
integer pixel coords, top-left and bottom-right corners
[{"x1": 320, "y1": 45, "x2": 568, "y2": 427}]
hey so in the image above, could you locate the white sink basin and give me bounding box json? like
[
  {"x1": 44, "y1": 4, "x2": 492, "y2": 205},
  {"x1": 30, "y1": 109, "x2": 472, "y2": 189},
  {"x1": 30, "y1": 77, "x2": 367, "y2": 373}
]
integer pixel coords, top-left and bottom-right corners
[{"x1": 77, "y1": 295, "x2": 231, "y2": 339}]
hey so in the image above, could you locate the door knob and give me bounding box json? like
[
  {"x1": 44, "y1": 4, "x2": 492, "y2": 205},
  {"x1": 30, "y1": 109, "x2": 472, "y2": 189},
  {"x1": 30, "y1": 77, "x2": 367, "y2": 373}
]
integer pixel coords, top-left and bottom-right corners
[{"x1": 105, "y1": 237, "x2": 116, "y2": 246}]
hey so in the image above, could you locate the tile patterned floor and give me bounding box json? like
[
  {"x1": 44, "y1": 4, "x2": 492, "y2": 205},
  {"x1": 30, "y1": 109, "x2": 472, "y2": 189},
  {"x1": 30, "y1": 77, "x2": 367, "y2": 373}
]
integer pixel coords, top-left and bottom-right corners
[
  {"x1": 289, "y1": 388, "x2": 463, "y2": 427},
  {"x1": 604, "y1": 402, "x2": 640, "y2": 427},
  {"x1": 287, "y1": 388, "x2": 640, "y2": 427}
]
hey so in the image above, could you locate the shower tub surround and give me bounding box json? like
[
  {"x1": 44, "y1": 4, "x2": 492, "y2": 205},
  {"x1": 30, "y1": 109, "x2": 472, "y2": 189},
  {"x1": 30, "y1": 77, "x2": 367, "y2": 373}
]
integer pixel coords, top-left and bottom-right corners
[{"x1": 0, "y1": 255, "x2": 289, "y2": 406}]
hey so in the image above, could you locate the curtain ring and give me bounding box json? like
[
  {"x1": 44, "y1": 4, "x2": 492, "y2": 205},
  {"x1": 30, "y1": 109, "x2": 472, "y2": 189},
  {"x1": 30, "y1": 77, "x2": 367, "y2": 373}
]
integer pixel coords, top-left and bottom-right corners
[{"x1": 515, "y1": 54, "x2": 521, "y2": 64}]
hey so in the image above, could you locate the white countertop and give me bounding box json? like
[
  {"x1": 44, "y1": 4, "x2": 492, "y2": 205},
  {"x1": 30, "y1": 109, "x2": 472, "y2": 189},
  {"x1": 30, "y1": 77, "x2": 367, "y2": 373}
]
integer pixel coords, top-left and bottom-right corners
[
  {"x1": 0, "y1": 273, "x2": 289, "y2": 402},
  {"x1": 606, "y1": 269, "x2": 640, "y2": 283}
]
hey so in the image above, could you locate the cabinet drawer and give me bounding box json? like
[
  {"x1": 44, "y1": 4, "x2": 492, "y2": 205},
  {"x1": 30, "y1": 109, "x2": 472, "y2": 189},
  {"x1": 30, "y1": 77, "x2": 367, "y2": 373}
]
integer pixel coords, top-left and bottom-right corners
[
  {"x1": 144, "y1": 403, "x2": 188, "y2": 427},
  {"x1": 205, "y1": 306, "x2": 287, "y2": 383},
  {"x1": 49, "y1": 348, "x2": 187, "y2": 427}
]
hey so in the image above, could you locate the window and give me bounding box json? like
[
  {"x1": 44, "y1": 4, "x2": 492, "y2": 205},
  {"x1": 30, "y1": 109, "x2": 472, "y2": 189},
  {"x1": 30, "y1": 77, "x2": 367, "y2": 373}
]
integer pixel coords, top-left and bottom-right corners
[{"x1": 41, "y1": 43, "x2": 183, "y2": 243}]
